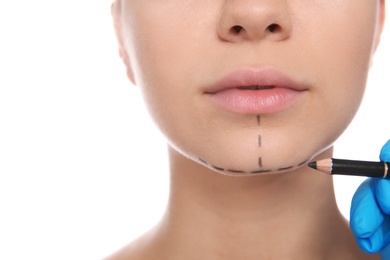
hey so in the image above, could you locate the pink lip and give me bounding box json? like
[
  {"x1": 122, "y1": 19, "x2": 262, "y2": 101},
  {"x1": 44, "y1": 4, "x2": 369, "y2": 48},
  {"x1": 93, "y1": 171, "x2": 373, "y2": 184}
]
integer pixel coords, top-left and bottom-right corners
[{"x1": 204, "y1": 67, "x2": 308, "y2": 114}]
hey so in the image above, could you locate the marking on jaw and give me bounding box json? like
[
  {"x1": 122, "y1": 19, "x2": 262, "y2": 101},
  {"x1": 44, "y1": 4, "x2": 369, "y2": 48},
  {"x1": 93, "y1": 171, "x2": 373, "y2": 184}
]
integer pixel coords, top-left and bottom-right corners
[
  {"x1": 227, "y1": 169, "x2": 245, "y2": 173},
  {"x1": 278, "y1": 166, "x2": 294, "y2": 171},
  {"x1": 251, "y1": 169, "x2": 272, "y2": 174},
  {"x1": 212, "y1": 165, "x2": 225, "y2": 171},
  {"x1": 199, "y1": 158, "x2": 208, "y2": 165},
  {"x1": 198, "y1": 157, "x2": 306, "y2": 175}
]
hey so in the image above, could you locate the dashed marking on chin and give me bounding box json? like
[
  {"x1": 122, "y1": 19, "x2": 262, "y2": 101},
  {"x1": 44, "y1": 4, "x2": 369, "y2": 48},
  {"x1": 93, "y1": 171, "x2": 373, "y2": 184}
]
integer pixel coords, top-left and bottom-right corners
[
  {"x1": 227, "y1": 169, "x2": 245, "y2": 174},
  {"x1": 199, "y1": 158, "x2": 208, "y2": 165},
  {"x1": 258, "y1": 157, "x2": 263, "y2": 168},
  {"x1": 251, "y1": 170, "x2": 272, "y2": 174},
  {"x1": 212, "y1": 165, "x2": 225, "y2": 171},
  {"x1": 278, "y1": 166, "x2": 294, "y2": 171},
  {"x1": 257, "y1": 115, "x2": 263, "y2": 169},
  {"x1": 196, "y1": 115, "x2": 310, "y2": 175},
  {"x1": 197, "y1": 157, "x2": 309, "y2": 175}
]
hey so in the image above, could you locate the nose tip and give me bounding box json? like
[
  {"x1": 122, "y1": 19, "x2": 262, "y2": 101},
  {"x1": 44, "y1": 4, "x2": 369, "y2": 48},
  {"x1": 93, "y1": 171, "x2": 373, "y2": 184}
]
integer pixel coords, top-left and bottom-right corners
[{"x1": 218, "y1": 2, "x2": 292, "y2": 42}]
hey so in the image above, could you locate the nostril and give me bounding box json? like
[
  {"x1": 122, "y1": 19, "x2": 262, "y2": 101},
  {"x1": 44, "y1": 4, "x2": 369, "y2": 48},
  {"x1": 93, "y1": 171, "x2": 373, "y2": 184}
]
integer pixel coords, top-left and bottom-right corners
[
  {"x1": 231, "y1": 25, "x2": 243, "y2": 34},
  {"x1": 267, "y1": 23, "x2": 280, "y2": 33}
]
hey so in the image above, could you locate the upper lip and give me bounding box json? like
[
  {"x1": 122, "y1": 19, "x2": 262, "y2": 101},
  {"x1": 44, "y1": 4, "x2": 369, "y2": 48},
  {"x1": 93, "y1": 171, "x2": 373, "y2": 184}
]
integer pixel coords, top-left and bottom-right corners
[{"x1": 205, "y1": 67, "x2": 308, "y2": 94}]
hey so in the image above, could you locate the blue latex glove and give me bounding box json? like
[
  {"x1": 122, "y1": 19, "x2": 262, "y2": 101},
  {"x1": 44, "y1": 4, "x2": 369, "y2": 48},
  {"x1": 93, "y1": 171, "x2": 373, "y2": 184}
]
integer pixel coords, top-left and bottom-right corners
[{"x1": 350, "y1": 139, "x2": 390, "y2": 258}]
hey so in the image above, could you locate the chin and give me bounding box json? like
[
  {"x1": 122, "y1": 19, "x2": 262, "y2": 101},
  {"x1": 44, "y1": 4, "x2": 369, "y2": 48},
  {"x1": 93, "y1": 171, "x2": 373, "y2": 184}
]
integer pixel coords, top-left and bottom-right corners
[
  {"x1": 196, "y1": 156, "x2": 310, "y2": 177},
  {"x1": 191, "y1": 130, "x2": 336, "y2": 177},
  {"x1": 193, "y1": 145, "x2": 313, "y2": 177}
]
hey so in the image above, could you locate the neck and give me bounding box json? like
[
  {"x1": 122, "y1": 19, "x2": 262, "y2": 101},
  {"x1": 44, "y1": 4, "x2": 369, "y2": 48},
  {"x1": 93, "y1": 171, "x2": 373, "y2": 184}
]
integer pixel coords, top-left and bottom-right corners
[{"x1": 151, "y1": 147, "x2": 372, "y2": 259}]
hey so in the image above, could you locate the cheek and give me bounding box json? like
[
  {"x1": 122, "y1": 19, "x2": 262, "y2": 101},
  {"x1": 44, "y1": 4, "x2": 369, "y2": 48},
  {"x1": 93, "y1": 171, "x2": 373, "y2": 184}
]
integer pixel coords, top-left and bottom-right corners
[
  {"x1": 124, "y1": 7, "x2": 211, "y2": 136},
  {"x1": 298, "y1": 2, "x2": 378, "y2": 121},
  {"x1": 124, "y1": 2, "x2": 209, "y2": 87}
]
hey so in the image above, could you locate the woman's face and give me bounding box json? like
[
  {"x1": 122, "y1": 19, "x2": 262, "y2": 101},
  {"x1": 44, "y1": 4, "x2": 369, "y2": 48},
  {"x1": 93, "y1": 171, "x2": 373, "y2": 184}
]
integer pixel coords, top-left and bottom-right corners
[{"x1": 114, "y1": 0, "x2": 384, "y2": 175}]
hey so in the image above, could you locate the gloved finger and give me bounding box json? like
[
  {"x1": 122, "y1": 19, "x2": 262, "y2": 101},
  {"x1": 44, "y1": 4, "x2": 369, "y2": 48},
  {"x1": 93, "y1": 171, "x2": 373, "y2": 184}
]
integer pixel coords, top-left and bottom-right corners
[
  {"x1": 373, "y1": 178, "x2": 390, "y2": 215},
  {"x1": 350, "y1": 179, "x2": 385, "y2": 239},
  {"x1": 380, "y1": 139, "x2": 390, "y2": 162},
  {"x1": 356, "y1": 216, "x2": 390, "y2": 254}
]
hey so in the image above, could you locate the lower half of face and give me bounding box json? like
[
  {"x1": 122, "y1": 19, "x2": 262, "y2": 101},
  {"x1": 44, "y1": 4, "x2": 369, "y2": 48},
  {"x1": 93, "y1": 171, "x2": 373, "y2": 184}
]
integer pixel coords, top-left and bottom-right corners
[
  {"x1": 122, "y1": 0, "x2": 380, "y2": 175},
  {"x1": 141, "y1": 82, "x2": 364, "y2": 175}
]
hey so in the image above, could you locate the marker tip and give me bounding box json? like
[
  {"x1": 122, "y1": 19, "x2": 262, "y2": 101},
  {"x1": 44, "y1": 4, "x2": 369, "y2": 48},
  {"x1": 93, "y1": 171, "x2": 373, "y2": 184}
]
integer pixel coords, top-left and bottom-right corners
[{"x1": 308, "y1": 162, "x2": 317, "y2": 169}]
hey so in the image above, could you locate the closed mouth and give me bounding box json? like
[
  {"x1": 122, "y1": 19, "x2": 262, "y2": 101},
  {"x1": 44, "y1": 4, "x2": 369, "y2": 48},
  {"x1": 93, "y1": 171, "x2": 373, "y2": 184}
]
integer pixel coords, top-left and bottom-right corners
[
  {"x1": 204, "y1": 67, "x2": 309, "y2": 114},
  {"x1": 236, "y1": 85, "x2": 275, "y2": 90}
]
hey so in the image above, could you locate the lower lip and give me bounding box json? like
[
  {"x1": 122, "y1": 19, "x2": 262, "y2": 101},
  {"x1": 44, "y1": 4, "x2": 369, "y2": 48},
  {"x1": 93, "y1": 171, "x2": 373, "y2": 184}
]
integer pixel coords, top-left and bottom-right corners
[{"x1": 206, "y1": 88, "x2": 304, "y2": 114}]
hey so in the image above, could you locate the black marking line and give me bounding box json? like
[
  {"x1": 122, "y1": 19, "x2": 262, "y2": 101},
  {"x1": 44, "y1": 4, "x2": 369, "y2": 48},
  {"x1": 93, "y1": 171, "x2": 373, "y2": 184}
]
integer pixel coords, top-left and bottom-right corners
[
  {"x1": 256, "y1": 115, "x2": 261, "y2": 168},
  {"x1": 199, "y1": 158, "x2": 208, "y2": 165},
  {"x1": 227, "y1": 169, "x2": 245, "y2": 173},
  {"x1": 199, "y1": 157, "x2": 312, "y2": 175},
  {"x1": 258, "y1": 157, "x2": 263, "y2": 168},
  {"x1": 278, "y1": 166, "x2": 294, "y2": 171},
  {"x1": 251, "y1": 170, "x2": 272, "y2": 174},
  {"x1": 212, "y1": 165, "x2": 225, "y2": 171}
]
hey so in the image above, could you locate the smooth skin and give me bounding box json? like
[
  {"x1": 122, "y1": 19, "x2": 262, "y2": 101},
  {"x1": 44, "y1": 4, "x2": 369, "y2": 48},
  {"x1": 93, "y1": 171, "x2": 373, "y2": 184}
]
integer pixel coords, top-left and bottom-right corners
[{"x1": 108, "y1": 0, "x2": 385, "y2": 259}]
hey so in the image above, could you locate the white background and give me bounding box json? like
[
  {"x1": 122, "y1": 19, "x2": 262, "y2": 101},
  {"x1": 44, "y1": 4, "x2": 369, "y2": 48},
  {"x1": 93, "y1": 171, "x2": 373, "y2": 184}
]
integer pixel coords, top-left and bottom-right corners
[{"x1": 0, "y1": 1, "x2": 389, "y2": 259}]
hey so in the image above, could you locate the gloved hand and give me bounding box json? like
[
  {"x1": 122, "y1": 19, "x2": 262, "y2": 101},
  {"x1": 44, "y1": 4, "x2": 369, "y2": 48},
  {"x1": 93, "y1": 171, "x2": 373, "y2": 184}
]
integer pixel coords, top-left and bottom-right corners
[{"x1": 350, "y1": 139, "x2": 390, "y2": 258}]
